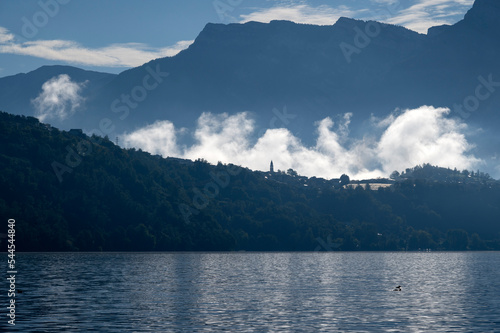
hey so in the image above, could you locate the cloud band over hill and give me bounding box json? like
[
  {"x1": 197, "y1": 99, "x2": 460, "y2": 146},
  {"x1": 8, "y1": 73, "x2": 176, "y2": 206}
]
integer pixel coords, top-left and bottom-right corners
[{"x1": 120, "y1": 105, "x2": 481, "y2": 179}]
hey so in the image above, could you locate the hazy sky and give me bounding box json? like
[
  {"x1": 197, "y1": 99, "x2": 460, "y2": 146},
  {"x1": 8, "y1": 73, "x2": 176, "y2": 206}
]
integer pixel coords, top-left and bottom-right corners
[{"x1": 0, "y1": 0, "x2": 474, "y2": 77}]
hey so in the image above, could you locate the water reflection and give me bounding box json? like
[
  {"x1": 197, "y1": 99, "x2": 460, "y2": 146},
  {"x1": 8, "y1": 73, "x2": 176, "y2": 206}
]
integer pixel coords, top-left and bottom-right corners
[{"x1": 1, "y1": 252, "x2": 499, "y2": 332}]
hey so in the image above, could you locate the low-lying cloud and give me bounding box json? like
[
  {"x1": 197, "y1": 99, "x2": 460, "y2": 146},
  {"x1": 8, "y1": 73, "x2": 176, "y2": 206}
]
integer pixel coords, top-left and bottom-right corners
[
  {"x1": 120, "y1": 106, "x2": 481, "y2": 179},
  {"x1": 32, "y1": 74, "x2": 86, "y2": 122}
]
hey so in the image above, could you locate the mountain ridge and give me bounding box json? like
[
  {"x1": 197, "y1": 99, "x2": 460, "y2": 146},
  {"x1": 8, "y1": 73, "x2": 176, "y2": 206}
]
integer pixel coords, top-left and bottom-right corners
[
  {"x1": 0, "y1": 0, "x2": 499, "y2": 176},
  {"x1": 463, "y1": 0, "x2": 500, "y2": 33}
]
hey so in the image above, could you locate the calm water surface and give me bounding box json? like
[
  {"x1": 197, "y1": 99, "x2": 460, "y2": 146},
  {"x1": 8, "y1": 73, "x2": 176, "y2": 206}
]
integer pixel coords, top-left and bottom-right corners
[{"x1": 2, "y1": 252, "x2": 500, "y2": 332}]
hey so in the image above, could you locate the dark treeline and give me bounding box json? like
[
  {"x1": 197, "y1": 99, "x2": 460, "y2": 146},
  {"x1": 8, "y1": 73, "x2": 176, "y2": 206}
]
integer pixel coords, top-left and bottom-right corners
[{"x1": 1, "y1": 111, "x2": 500, "y2": 251}]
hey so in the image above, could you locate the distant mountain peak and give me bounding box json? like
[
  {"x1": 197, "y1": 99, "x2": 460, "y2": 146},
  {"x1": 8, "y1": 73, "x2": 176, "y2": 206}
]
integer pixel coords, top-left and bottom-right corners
[
  {"x1": 468, "y1": 0, "x2": 500, "y2": 13},
  {"x1": 334, "y1": 16, "x2": 364, "y2": 28},
  {"x1": 268, "y1": 19, "x2": 299, "y2": 25},
  {"x1": 463, "y1": 0, "x2": 500, "y2": 31}
]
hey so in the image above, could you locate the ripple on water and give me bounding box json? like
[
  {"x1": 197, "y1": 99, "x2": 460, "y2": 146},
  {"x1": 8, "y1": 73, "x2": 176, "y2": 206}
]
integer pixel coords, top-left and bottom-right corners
[{"x1": 1, "y1": 252, "x2": 499, "y2": 332}]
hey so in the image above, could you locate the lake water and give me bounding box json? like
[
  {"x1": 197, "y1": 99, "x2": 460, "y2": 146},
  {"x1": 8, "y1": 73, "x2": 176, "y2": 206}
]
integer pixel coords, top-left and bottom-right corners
[{"x1": 2, "y1": 252, "x2": 500, "y2": 332}]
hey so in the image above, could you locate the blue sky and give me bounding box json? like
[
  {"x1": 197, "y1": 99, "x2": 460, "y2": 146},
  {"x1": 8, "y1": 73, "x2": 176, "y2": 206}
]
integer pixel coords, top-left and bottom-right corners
[{"x1": 0, "y1": 0, "x2": 474, "y2": 78}]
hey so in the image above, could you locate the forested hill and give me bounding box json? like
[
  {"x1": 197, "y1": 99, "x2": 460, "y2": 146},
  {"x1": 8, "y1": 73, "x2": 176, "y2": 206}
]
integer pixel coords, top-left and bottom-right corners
[{"x1": 1, "y1": 111, "x2": 499, "y2": 251}]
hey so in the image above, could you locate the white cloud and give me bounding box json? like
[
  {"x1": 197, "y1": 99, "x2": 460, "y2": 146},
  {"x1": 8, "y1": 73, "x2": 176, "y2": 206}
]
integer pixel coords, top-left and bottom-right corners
[
  {"x1": 120, "y1": 106, "x2": 481, "y2": 180},
  {"x1": 239, "y1": 4, "x2": 356, "y2": 25},
  {"x1": 32, "y1": 74, "x2": 86, "y2": 122},
  {"x1": 120, "y1": 120, "x2": 181, "y2": 156},
  {"x1": 384, "y1": 0, "x2": 474, "y2": 33},
  {"x1": 237, "y1": 1, "x2": 472, "y2": 33},
  {"x1": 0, "y1": 27, "x2": 14, "y2": 43},
  {"x1": 0, "y1": 26, "x2": 193, "y2": 68},
  {"x1": 186, "y1": 112, "x2": 255, "y2": 162},
  {"x1": 370, "y1": 0, "x2": 399, "y2": 4},
  {"x1": 376, "y1": 106, "x2": 479, "y2": 174}
]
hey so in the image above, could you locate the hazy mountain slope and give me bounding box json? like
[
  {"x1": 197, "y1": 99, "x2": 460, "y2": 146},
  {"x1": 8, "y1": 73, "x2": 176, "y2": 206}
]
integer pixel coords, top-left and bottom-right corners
[
  {"x1": 1, "y1": 110, "x2": 499, "y2": 251},
  {"x1": 0, "y1": 0, "x2": 498, "y2": 166},
  {"x1": 93, "y1": 19, "x2": 426, "y2": 137},
  {"x1": 0, "y1": 65, "x2": 116, "y2": 128},
  {"x1": 87, "y1": 0, "x2": 500, "y2": 139}
]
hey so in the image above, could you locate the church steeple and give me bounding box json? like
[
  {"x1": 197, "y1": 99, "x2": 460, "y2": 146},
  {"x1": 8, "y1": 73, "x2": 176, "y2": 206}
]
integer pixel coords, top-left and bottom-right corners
[{"x1": 270, "y1": 160, "x2": 274, "y2": 173}]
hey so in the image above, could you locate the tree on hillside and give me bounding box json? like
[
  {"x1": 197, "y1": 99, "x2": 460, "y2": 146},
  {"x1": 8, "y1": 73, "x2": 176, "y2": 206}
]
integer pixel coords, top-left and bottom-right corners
[
  {"x1": 445, "y1": 229, "x2": 469, "y2": 250},
  {"x1": 340, "y1": 174, "x2": 350, "y2": 186}
]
